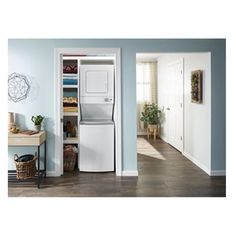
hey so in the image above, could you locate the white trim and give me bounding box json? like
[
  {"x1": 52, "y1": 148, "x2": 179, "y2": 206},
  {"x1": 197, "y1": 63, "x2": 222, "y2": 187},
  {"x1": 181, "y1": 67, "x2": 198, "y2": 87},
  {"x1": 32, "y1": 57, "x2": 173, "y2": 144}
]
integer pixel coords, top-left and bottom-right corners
[
  {"x1": 54, "y1": 49, "x2": 63, "y2": 175},
  {"x1": 184, "y1": 150, "x2": 225, "y2": 176},
  {"x1": 63, "y1": 56, "x2": 115, "y2": 60},
  {"x1": 183, "y1": 151, "x2": 211, "y2": 175},
  {"x1": 115, "y1": 49, "x2": 122, "y2": 176},
  {"x1": 159, "y1": 135, "x2": 169, "y2": 144},
  {"x1": 181, "y1": 57, "x2": 184, "y2": 154},
  {"x1": 208, "y1": 53, "x2": 212, "y2": 178},
  {"x1": 54, "y1": 48, "x2": 122, "y2": 176},
  {"x1": 122, "y1": 170, "x2": 138, "y2": 176},
  {"x1": 210, "y1": 170, "x2": 226, "y2": 176}
]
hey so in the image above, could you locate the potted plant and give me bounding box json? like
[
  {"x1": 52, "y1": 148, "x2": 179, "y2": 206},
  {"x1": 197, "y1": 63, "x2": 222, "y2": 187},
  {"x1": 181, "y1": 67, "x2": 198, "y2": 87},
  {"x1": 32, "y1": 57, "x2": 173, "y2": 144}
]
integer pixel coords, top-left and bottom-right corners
[
  {"x1": 140, "y1": 103, "x2": 162, "y2": 136},
  {"x1": 31, "y1": 115, "x2": 44, "y2": 131}
]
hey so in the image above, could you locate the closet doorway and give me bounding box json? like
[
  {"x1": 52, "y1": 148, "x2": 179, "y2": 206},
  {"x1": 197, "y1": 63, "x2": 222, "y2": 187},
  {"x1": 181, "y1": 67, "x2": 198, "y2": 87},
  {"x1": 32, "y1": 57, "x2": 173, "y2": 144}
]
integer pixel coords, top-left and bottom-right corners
[{"x1": 55, "y1": 48, "x2": 122, "y2": 176}]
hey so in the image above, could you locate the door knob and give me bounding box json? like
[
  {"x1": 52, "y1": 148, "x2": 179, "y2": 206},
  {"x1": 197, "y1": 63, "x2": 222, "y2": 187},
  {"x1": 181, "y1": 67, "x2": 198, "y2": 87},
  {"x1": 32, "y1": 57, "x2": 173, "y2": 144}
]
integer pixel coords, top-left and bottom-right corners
[{"x1": 104, "y1": 98, "x2": 112, "y2": 102}]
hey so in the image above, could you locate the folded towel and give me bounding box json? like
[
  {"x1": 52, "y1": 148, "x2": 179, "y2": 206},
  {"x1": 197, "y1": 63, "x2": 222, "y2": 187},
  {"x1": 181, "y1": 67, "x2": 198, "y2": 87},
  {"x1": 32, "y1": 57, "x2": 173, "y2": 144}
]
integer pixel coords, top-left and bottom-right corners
[
  {"x1": 63, "y1": 76, "x2": 77, "y2": 80},
  {"x1": 63, "y1": 79, "x2": 78, "y2": 85},
  {"x1": 63, "y1": 97, "x2": 78, "y2": 108},
  {"x1": 63, "y1": 65, "x2": 77, "y2": 74},
  {"x1": 63, "y1": 73, "x2": 78, "y2": 77},
  {"x1": 63, "y1": 107, "x2": 78, "y2": 112},
  {"x1": 63, "y1": 97, "x2": 77, "y2": 102}
]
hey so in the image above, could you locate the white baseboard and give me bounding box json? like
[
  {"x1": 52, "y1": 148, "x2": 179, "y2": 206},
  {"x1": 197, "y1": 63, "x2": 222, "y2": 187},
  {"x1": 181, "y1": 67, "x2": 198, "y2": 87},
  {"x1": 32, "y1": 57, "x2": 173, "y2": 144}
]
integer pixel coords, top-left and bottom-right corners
[
  {"x1": 159, "y1": 135, "x2": 168, "y2": 143},
  {"x1": 182, "y1": 152, "x2": 211, "y2": 175},
  {"x1": 122, "y1": 170, "x2": 138, "y2": 176},
  {"x1": 210, "y1": 170, "x2": 226, "y2": 176},
  {"x1": 183, "y1": 152, "x2": 226, "y2": 176},
  {"x1": 47, "y1": 170, "x2": 140, "y2": 177}
]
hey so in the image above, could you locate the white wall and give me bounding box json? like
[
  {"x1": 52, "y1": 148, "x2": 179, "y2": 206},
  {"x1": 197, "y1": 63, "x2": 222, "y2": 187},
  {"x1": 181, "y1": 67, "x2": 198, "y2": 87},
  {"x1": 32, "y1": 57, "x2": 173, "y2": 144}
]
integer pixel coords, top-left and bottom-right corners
[{"x1": 158, "y1": 53, "x2": 211, "y2": 174}]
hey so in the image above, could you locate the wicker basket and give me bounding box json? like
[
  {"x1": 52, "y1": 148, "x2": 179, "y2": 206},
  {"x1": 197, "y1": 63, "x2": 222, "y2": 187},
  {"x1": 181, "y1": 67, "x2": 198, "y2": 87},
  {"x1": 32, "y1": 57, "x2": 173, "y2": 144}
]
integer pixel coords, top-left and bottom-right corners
[
  {"x1": 14, "y1": 153, "x2": 37, "y2": 180},
  {"x1": 63, "y1": 147, "x2": 77, "y2": 172}
]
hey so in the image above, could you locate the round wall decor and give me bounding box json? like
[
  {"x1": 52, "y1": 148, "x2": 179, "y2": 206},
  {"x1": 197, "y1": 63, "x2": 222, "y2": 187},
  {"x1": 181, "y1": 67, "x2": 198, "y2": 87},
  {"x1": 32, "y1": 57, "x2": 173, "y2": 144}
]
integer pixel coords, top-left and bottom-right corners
[{"x1": 8, "y1": 72, "x2": 31, "y2": 102}]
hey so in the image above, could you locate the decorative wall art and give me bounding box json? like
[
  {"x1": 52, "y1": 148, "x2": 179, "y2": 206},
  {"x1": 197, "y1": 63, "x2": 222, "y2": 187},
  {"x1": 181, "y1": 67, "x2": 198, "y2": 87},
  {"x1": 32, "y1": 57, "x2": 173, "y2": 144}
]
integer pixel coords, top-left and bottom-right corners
[
  {"x1": 191, "y1": 70, "x2": 203, "y2": 104},
  {"x1": 8, "y1": 72, "x2": 31, "y2": 102}
]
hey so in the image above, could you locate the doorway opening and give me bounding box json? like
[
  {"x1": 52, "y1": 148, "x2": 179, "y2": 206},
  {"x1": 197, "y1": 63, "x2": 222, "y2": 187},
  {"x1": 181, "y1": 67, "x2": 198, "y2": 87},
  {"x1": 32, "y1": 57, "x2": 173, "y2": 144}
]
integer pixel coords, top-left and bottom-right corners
[
  {"x1": 136, "y1": 52, "x2": 211, "y2": 176},
  {"x1": 136, "y1": 53, "x2": 183, "y2": 156},
  {"x1": 55, "y1": 48, "x2": 122, "y2": 177}
]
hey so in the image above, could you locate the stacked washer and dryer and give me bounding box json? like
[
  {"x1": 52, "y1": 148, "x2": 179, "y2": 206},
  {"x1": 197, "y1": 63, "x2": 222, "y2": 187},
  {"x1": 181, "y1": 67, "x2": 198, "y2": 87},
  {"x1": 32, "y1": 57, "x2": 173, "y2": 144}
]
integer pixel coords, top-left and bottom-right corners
[{"x1": 79, "y1": 64, "x2": 115, "y2": 172}]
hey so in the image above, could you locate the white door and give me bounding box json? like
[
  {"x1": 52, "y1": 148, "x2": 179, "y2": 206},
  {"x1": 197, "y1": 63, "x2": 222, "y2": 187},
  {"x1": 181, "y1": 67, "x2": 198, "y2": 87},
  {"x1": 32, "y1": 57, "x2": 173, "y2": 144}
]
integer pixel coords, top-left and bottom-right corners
[
  {"x1": 165, "y1": 59, "x2": 183, "y2": 152},
  {"x1": 80, "y1": 65, "x2": 114, "y2": 98}
]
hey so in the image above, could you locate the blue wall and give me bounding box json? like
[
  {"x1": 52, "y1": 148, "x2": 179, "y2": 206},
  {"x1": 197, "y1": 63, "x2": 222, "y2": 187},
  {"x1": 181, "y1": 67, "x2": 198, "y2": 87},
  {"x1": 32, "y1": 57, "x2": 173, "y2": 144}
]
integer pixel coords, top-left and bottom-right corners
[{"x1": 8, "y1": 39, "x2": 226, "y2": 172}]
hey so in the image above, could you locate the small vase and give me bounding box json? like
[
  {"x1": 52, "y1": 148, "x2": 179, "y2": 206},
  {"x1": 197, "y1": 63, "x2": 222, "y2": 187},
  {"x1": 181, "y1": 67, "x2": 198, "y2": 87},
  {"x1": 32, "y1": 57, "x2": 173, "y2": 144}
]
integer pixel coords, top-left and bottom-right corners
[{"x1": 34, "y1": 125, "x2": 41, "y2": 132}]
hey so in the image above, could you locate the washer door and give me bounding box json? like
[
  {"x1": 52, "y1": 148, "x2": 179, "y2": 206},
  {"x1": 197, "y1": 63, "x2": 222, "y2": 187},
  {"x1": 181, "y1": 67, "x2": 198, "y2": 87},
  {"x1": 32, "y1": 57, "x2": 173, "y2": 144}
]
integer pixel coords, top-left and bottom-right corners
[{"x1": 79, "y1": 124, "x2": 114, "y2": 172}]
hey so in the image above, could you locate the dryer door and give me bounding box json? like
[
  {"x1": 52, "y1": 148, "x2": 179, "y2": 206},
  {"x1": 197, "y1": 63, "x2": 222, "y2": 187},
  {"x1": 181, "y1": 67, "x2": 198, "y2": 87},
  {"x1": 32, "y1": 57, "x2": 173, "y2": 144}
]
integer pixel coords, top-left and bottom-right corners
[{"x1": 80, "y1": 65, "x2": 114, "y2": 98}]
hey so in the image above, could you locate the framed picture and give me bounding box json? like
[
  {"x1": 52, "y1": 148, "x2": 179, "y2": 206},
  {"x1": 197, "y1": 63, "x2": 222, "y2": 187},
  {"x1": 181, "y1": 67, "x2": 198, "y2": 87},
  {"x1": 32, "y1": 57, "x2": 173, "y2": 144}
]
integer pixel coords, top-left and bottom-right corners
[{"x1": 191, "y1": 70, "x2": 203, "y2": 104}]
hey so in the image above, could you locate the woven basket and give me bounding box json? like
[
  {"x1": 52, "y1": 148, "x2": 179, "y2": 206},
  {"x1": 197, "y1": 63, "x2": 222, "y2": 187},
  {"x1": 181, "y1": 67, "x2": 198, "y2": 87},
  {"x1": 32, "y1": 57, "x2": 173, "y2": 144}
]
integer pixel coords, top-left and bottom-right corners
[
  {"x1": 14, "y1": 153, "x2": 37, "y2": 180},
  {"x1": 63, "y1": 148, "x2": 77, "y2": 172}
]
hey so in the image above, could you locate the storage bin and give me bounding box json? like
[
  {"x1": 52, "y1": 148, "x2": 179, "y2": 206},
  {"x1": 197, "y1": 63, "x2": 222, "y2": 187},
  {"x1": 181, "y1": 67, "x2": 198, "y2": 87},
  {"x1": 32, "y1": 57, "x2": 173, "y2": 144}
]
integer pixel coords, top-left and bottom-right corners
[
  {"x1": 63, "y1": 146, "x2": 77, "y2": 172},
  {"x1": 14, "y1": 153, "x2": 37, "y2": 180}
]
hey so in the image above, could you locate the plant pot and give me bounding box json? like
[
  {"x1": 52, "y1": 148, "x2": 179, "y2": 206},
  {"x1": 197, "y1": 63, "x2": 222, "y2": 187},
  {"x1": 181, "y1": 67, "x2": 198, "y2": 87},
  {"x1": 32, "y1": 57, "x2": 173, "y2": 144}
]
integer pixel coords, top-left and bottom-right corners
[
  {"x1": 147, "y1": 124, "x2": 158, "y2": 131},
  {"x1": 147, "y1": 124, "x2": 159, "y2": 140},
  {"x1": 34, "y1": 125, "x2": 41, "y2": 132}
]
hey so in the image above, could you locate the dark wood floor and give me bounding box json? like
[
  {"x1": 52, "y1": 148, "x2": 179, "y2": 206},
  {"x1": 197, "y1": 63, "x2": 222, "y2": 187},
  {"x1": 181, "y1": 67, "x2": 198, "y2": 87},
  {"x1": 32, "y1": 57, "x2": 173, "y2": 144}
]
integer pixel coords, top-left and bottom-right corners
[{"x1": 8, "y1": 137, "x2": 226, "y2": 197}]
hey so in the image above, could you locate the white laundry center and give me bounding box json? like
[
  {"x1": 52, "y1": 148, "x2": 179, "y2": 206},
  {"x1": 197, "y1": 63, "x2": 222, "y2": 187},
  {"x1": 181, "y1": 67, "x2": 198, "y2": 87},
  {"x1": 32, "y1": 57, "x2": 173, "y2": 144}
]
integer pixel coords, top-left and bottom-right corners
[{"x1": 79, "y1": 64, "x2": 115, "y2": 172}]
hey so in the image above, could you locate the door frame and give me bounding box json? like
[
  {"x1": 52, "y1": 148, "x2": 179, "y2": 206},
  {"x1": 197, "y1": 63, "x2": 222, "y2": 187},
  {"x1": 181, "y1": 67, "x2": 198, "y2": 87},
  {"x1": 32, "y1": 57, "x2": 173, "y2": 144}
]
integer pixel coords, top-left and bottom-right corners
[{"x1": 54, "y1": 48, "x2": 122, "y2": 176}]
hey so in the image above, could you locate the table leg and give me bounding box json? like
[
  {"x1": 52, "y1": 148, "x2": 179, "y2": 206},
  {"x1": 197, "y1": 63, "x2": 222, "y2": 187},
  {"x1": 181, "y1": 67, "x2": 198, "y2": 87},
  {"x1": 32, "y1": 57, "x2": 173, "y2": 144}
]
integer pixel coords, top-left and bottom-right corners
[
  {"x1": 44, "y1": 140, "x2": 46, "y2": 178},
  {"x1": 38, "y1": 146, "x2": 40, "y2": 189}
]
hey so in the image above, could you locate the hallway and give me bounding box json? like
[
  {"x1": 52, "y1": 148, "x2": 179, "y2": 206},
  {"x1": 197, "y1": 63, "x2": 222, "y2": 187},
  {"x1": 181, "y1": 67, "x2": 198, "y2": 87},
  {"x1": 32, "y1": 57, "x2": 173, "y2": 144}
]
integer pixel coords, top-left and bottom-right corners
[
  {"x1": 137, "y1": 136, "x2": 225, "y2": 196},
  {"x1": 8, "y1": 138, "x2": 225, "y2": 197}
]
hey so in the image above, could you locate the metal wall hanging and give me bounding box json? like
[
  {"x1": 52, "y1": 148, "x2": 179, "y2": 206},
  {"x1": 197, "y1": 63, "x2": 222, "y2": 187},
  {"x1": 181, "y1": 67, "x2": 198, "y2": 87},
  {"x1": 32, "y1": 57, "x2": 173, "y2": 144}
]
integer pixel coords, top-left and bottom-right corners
[
  {"x1": 8, "y1": 72, "x2": 31, "y2": 102},
  {"x1": 191, "y1": 70, "x2": 203, "y2": 104}
]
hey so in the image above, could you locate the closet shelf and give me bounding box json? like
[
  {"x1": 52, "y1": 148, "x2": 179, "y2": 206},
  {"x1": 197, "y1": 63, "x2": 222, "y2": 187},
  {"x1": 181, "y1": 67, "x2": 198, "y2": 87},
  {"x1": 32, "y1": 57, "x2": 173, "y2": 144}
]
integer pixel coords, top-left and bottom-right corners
[
  {"x1": 63, "y1": 112, "x2": 79, "y2": 116},
  {"x1": 63, "y1": 137, "x2": 79, "y2": 144},
  {"x1": 63, "y1": 85, "x2": 78, "y2": 88}
]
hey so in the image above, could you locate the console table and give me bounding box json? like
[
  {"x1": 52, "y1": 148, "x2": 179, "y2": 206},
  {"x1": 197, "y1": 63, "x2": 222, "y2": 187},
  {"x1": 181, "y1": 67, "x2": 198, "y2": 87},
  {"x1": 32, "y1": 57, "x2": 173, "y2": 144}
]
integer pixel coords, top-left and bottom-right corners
[{"x1": 8, "y1": 131, "x2": 46, "y2": 188}]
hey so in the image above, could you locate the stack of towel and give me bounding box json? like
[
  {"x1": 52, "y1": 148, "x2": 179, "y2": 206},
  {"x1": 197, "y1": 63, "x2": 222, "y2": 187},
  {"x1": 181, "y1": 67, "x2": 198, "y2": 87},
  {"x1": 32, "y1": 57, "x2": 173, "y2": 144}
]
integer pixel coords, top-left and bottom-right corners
[
  {"x1": 63, "y1": 97, "x2": 78, "y2": 112},
  {"x1": 63, "y1": 64, "x2": 77, "y2": 74},
  {"x1": 63, "y1": 74, "x2": 78, "y2": 85}
]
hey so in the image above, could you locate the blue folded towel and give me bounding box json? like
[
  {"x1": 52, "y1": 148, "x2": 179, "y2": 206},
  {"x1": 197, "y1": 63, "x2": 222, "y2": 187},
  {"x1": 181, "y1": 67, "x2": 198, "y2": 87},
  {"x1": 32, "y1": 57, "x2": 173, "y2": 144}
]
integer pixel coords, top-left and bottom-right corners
[{"x1": 63, "y1": 79, "x2": 78, "y2": 85}]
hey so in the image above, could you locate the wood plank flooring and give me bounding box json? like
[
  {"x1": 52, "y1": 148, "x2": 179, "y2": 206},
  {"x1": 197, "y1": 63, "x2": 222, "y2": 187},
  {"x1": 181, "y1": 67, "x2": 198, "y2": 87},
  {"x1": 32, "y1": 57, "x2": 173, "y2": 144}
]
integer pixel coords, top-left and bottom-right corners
[{"x1": 8, "y1": 137, "x2": 226, "y2": 197}]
